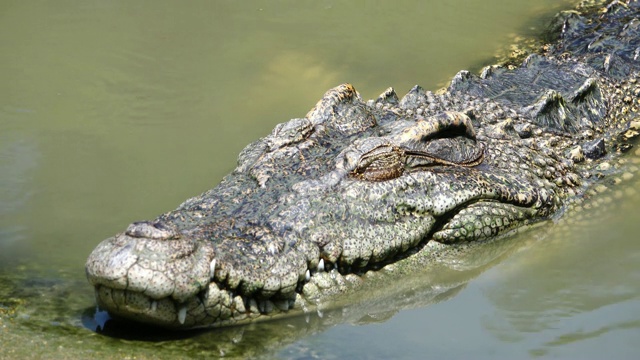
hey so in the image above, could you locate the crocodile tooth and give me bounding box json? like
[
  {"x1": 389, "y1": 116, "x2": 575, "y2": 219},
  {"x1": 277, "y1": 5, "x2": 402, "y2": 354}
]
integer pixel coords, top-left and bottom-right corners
[
  {"x1": 317, "y1": 309, "x2": 324, "y2": 318},
  {"x1": 305, "y1": 269, "x2": 310, "y2": 281},
  {"x1": 178, "y1": 306, "x2": 187, "y2": 325},
  {"x1": 150, "y1": 300, "x2": 158, "y2": 312},
  {"x1": 248, "y1": 298, "x2": 259, "y2": 313},
  {"x1": 318, "y1": 259, "x2": 325, "y2": 272},
  {"x1": 258, "y1": 300, "x2": 275, "y2": 314},
  {"x1": 209, "y1": 259, "x2": 216, "y2": 279},
  {"x1": 305, "y1": 314, "x2": 310, "y2": 323},
  {"x1": 264, "y1": 300, "x2": 274, "y2": 313}
]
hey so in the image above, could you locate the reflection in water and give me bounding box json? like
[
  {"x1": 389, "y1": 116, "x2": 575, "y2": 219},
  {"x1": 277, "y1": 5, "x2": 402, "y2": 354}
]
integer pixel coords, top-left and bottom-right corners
[
  {"x1": 483, "y1": 170, "x2": 640, "y2": 357},
  {"x1": 1, "y1": 193, "x2": 537, "y2": 358}
]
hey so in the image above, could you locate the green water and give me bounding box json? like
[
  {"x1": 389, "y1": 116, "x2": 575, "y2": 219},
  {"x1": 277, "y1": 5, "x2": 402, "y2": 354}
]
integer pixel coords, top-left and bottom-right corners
[{"x1": 2, "y1": 0, "x2": 640, "y2": 358}]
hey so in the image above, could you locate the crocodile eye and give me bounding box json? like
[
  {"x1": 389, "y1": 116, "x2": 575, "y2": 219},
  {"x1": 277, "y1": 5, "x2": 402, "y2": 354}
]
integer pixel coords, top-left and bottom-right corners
[{"x1": 351, "y1": 146, "x2": 405, "y2": 181}]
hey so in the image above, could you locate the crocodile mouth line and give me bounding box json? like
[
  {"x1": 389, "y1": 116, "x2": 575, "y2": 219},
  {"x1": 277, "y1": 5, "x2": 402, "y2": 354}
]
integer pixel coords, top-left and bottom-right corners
[
  {"x1": 94, "y1": 196, "x2": 539, "y2": 329},
  {"x1": 93, "y1": 254, "x2": 362, "y2": 328}
]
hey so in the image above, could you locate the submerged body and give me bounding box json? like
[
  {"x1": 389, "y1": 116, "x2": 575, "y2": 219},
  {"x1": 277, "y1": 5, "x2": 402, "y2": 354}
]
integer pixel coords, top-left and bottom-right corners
[{"x1": 86, "y1": 1, "x2": 640, "y2": 329}]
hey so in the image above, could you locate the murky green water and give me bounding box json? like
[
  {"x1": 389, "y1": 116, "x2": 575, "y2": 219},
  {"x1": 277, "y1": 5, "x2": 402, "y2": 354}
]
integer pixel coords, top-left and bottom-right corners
[{"x1": 2, "y1": 0, "x2": 640, "y2": 358}]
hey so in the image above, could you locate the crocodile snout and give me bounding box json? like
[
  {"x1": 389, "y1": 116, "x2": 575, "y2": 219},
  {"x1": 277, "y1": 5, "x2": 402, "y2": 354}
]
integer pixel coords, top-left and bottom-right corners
[{"x1": 86, "y1": 228, "x2": 214, "y2": 303}]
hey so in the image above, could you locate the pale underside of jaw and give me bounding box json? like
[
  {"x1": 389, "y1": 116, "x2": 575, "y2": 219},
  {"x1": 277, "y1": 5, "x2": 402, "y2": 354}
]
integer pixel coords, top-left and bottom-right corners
[{"x1": 94, "y1": 256, "x2": 364, "y2": 328}]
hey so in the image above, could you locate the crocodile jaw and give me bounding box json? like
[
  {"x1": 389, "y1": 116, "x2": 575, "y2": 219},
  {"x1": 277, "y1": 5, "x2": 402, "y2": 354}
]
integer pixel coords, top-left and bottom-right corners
[
  {"x1": 86, "y1": 233, "x2": 215, "y2": 327},
  {"x1": 86, "y1": 231, "x2": 364, "y2": 328}
]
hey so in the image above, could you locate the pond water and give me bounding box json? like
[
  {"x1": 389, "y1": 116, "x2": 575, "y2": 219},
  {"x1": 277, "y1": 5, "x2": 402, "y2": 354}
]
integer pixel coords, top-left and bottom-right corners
[{"x1": 2, "y1": 0, "x2": 640, "y2": 359}]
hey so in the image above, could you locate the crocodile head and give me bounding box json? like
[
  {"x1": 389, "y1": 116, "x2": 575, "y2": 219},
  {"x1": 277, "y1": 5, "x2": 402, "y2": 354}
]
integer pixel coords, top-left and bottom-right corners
[
  {"x1": 85, "y1": 1, "x2": 640, "y2": 328},
  {"x1": 86, "y1": 84, "x2": 577, "y2": 329}
]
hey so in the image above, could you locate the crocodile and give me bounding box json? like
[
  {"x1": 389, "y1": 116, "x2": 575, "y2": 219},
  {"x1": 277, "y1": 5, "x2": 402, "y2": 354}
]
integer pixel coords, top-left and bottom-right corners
[{"x1": 86, "y1": 1, "x2": 640, "y2": 329}]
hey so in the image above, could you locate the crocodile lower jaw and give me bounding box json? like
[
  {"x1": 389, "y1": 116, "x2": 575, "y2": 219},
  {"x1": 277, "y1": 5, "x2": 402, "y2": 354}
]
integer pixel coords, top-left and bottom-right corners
[{"x1": 93, "y1": 265, "x2": 363, "y2": 329}]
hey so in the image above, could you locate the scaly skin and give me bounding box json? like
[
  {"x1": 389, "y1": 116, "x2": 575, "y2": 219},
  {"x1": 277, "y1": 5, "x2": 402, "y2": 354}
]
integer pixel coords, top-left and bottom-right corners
[{"x1": 86, "y1": 1, "x2": 640, "y2": 329}]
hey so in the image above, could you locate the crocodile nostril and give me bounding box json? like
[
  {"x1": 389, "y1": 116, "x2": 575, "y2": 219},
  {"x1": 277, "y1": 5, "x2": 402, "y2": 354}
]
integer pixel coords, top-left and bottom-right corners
[
  {"x1": 125, "y1": 221, "x2": 178, "y2": 240},
  {"x1": 152, "y1": 221, "x2": 172, "y2": 231}
]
